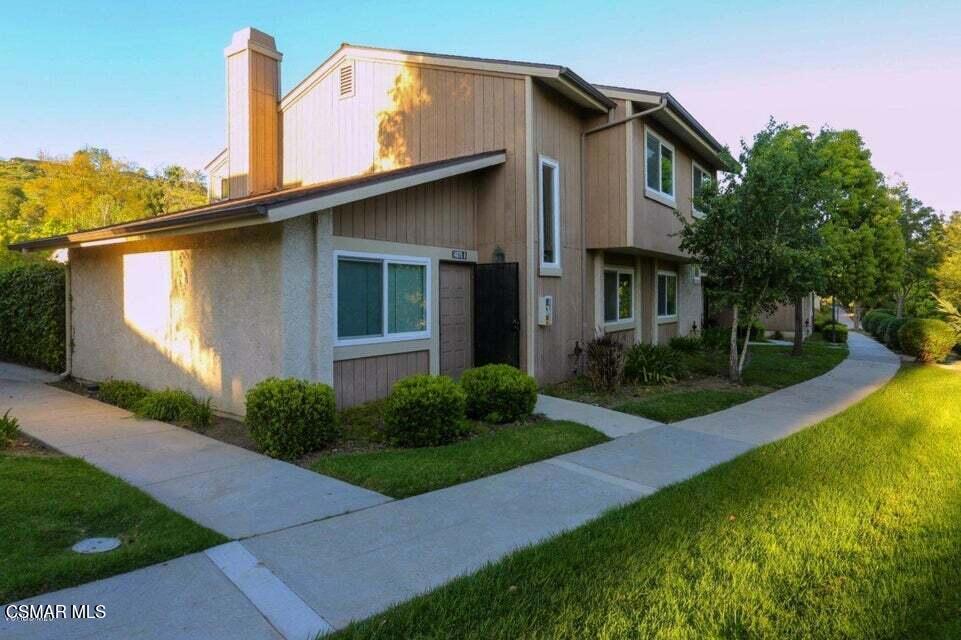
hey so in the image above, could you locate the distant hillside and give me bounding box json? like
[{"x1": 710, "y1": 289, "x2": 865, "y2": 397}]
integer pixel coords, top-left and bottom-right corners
[{"x1": 1, "y1": 148, "x2": 207, "y2": 266}]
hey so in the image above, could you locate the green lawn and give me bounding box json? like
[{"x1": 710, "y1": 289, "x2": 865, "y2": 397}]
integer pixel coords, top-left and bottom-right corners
[
  {"x1": 614, "y1": 388, "x2": 764, "y2": 423},
  {"x1": 334, "y1": 365, "x2": 961, "y2": 639},
  {"x1": 554, "y1": 339, "x2": 849, "y2": 424},
  {"x1": 0, "y1": 454, "x2": 226, "y2": 603},
  {"x1": 312, "y1": 420, "x2": 608, "y2": 498}
]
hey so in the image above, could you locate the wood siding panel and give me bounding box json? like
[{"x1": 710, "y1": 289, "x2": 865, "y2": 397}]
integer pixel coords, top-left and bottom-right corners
[
  {"x1": 331, "y1": 174, "x2": 476, "y2": 248},
  {"x1": 333, "y1": 350, "x2": 430, "y2": 407},
  {"x1": 531, "y1": 83, "x2": 587, "y2": 383}
]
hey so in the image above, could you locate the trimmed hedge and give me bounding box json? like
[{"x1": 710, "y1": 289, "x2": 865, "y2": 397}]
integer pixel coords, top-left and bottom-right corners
[
  {"x1": 246, "y1": 378, "x2": 338, "y2": 459},
  {"x1": 821, "y1": 322, "x2": 848, "y2": 343},
  {"x1": 98, "y1": 379, "x2": 151, "y2": 411},
  {"x1": 383, "y1": 374, "x2": 466, "y2": 447},
  {"x1": 863, "y1": 310, "x2": 893, "y2": 337},
  {"x1": 883, "y1": 317, "x2": 909, "y2": 350},
  {"x1": 898, "y1": 319, "x2": 956, "y2": 363},
  {"x1": 460, "y1": 364, "x2": 537, "y2": 424},
  {"x1": 0, "y1": 262, "x2": 65, "y2": 371}
]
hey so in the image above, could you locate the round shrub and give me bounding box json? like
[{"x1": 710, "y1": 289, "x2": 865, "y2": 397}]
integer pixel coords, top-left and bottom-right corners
[
  {"x1": 821, "y1": 322, "x2": 848, "y2": 343},
  {"x1": 245, "y1": 378, "x2": 338, "y2": 459},
  {"x1": 874, "y1": 316, "x2": 898, "y2": 342},
  {"x1": 460, "y1": 364, "x2": 537, "y2": 424},
  {"x1": 897, "y1": 319, "x2": 957, "y2": 363},
  {"x1": 98, "y1": 379, "x2": 150, "y2": 411},
  {"x1": 883, "y1": 317, "x2": 909, "y2": 350},
  {"x1": 383, "y1": 374, "x2": 466, "y2": 447},
  {"x1": 863, "y1": 310, "x2": 893, "y2": 336}
]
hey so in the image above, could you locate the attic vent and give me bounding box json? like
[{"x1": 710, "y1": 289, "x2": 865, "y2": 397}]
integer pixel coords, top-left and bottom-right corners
[{"x1": 339, "y1": 62, "x2": 355, "y2": 99}]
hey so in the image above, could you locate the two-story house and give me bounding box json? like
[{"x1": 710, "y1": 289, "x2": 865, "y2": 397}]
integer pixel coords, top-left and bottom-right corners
[{"x1": 11, "y1": 28, "x2": 732, "y2": 415}]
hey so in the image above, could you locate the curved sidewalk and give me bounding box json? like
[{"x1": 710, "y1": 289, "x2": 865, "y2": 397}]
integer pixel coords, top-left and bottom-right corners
[{"x1": 2, "y1": 332, "x2": 899, "y2": 639}]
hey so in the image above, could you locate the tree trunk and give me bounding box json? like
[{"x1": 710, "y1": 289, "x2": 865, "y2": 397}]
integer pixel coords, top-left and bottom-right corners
[
  {"x1": 737, "y1": 314, "x2": 753, "y2": 377},
  {"x1": 728, "y1": 304, "x2": 740, "y2": 382},
  {"x1": 895, "y1": 294, "x2": 905, "y2": 319},
  {"x1": 792, "y1": 295, "x2": 804, "y2": 356},
  {"x1": 853, "y1": 302, "x2": 862, "y2": 330}
]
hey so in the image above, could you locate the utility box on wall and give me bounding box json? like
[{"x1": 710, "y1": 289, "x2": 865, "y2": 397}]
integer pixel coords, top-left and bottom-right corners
[{"x1": 537, "y1": 295, "x2": 553, "y2": 326}]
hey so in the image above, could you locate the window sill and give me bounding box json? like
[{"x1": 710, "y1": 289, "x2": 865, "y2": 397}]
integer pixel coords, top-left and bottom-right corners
[
  {"x1": 657, "y1": 315, "x2": 678, "y2": 324},
  {"x1": 335, "y1": 332, "x2": 430, "y2": 348},
  {"x1": 603, "y1": 319, "x2": 635, "y2": 332},
  {"x1": 539, "y1": 264, "x2": 563, "y2": 278},
  {"x1": 644, "y1": 188, "x2": 676, "y2": 209},
  {"x1": 692, "y1": 209, "x2": 706, "y2": 219}
]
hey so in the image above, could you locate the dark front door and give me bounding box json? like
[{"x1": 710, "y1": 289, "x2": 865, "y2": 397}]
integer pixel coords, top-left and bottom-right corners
[{"x1": 473, "y1": 262, "x2": 520, "y2": 368}]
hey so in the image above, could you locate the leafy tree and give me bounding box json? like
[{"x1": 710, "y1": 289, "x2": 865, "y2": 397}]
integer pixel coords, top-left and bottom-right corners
[
  {"x1": 681, "y1": 121, "x2": 828, "y2": 380},
  {"x1": 816, "y1": 129, "x2": 904, "y2": 329},
  {"x1": 936, "y1": 212, "x2": 961, "y2": 306},
  {"x1": 890, "y1": 181, "x2": 943, "y2": 317}
]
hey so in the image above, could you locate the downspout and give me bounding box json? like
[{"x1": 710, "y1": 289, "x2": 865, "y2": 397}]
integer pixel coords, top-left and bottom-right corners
[{"x1": 578, "y1": 96, "x2": 668, "y2": 350}]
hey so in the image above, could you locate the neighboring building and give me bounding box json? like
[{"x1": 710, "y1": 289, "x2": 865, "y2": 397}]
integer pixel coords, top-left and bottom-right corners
[
  {"x1": 11, "y1": 28, "x2": 732, "y2": 414},
  {"x1": 759, "y1": 294, "x2": 821, "y2": 339}
]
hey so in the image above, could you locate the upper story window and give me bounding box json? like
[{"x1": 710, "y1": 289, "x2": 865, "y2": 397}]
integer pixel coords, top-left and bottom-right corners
[
  {"x1": 539, "y1": 155, "x2": 561, "y2": 271},
  {"x1": 603, "y1": 268, "x2": 634, "y2": 324},
  {"x1": 336, "y1": 251, "x2": 429, "y2": 345},
  {"x1": 657, "y1": 270, "x2": 678, "y2": 320},
  {"x1": 692, "y1": 162, "x2": 711, "y2": 218},
  {"x1": 645, "y1": 128, "x2": 675, "y2": 204}
]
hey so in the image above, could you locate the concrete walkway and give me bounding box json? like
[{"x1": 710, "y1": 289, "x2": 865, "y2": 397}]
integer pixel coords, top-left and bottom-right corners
[
  {"x1": 0, "y1": 364, "x2": 389, "y2": 539},
  {"x1": 1, "y1": 333, "x2": 900, "y2": 639}
]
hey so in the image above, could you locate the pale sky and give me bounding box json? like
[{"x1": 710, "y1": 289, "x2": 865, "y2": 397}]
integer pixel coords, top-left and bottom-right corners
[{"x1": 1, "y1": 0, "x2": 958, "y2": 213}]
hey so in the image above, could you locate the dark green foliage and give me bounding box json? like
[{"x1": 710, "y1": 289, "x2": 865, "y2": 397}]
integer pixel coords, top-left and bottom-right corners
[
  {"x1": 898, "y1": 318, "x2": 956, "y2": 363},
  {"x1": 245, "y1": 378, "x2": 338, "y2": 459},
  {"x1": 884, "y1": 317, "x2": 909, "y2": 350},
  {"x1": 700, "y1": 327, "x2": 730, "y2": 351},
  {"x1": 820, "y1": 322, "x2": 848, "y2": 343},
  {"x1": 135, "y1": 389, "x2": 212, "y2": 430},
  {"x1": 383, "y1": 375, "x2": 467, "y2": 448},
  {"x1": 874, "y1": 316, "x2": 899, "y2": 342},
  {"x1": 0, "y1": 410, "x2": 20, "y2": 448},
  {"x1": 459, "y1": 365, "x2": 537, "y2": 424},
  {"x1": 624, "y1": 344, "x2": 685, "y2": 384},
  {"x1": 97, "y1": 379, "x2": 150, "y2": 411},
  {"x1": 862, "y1": 309, "x2": 894, "y2": 335},
  {"x1": 772, "y1": 330, "x2": 785, "y2": 341},
  {"x1": 813, "y1": 308, "x2": 835, "y2": 332},
  {"x1": 737, "y1": 320, "x2": 766, "y2": 341},
  {"x1": 668, "y1": 335, "x2": 703, "y2": 353},
  {"x1": 584, "y1": 334, "x2": 625, "y2": 391},
  {"x1": 0, "y1": 262, "x2": 65, "y2": 371}
]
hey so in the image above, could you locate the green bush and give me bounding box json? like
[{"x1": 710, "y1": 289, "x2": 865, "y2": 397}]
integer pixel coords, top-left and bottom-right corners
[
  {"x1": 863, "y1": 310, "x2": 893, "y2": 336},
  {"x1": 813, "y1": 309, "x2": 834, "y2": 332},
  {"x1": 898, "y1": 319, "x2": 957, "y2": 363},
  {"x1": 737, "y1": 320, "x2": 766, "y2": 341},
  {"x1": 820, "y1": 322, "x2": 848, "y2": 343},
  {"x1": 668, "y1": 335, "x2": 703, "y2": 353},
  {"x1": 624, "y1": 344, "x2": 685, "y2": 384},
  {"x1": 460, "y1": 364, "x2": 537, "y2": 424},
  {"x1": 0, "y1": 410, "x2": 20, "y2": 449},
  {"x1": 884, "y1": 317, "x2": 909, "y2": 350},
  {"x1": 136, "y1": 389, "x2": 213, "y2": 430},
  {"x1": 701, "y1": 327, "x2": 730, "y2": 351},
  {"x1": 875, "y1": 316, "x2": 898, "y2": 342},
  {"x1": 0, "y1": 262, "x2": 65, "y2": 371},
  {"x1": 98, "y1": 379, "x2": 151, "y2": 411},
  {"x1": 246, "y1": 378, "x2": 338, "y2": 459},
  {"x1": 383, "y1": 375, "x2": 466, "y2": 447}
]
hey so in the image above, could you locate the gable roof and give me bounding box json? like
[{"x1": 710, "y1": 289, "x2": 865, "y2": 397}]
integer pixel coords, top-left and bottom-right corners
[
  {"x1": 9, "y1": 150, "x2": 506, "y2": 252},
  {"x1": 281, "y1": 43, "x2": 616, "y2": 113}
]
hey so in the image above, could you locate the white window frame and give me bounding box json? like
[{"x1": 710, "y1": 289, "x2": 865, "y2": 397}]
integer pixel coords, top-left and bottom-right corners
[
  {"x1": 656, "y1": 269, "x2": 678, "y2": 321},
  {"x1": 538, "y1": 155, "x2": 561, "y2": 272},
  {"x1": 603, "y1": 267, "x2": 635, "y2": 326},
  {"x1": 333, "y1": 250, "x2": 431, "y2": 346},
  {"x1": 644, "y1": 127, "x2": 676, "y2": 207},
  {"x1": 691, "y1": 161, "x2": 711, "y2": 219}
]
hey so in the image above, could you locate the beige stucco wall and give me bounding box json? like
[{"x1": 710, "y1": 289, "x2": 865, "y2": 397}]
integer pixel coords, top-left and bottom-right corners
[{"x1": 70, "y1": 225, "x2": 285, "y2": 416}]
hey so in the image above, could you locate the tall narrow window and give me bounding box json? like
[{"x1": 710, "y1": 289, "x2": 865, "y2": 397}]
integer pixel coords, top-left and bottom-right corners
[
  {"x1": 336, "y1": 252, "x2": 429, "y2": 344},
  {"x1": 657, "y1": 271, "x2": 678, "y2": 319},
  {"x1": 539, "y1": 156, "x2": 560, "y2": 270},
  {"x1": 692, "y1": 162, "x2": 711, "y2": 218},
  {"x1": 645, "y1": 129, "x2": 675, "y2": 202},
  {"x1": 603, "y1": 268, "x2": 634, "y2": 324}
]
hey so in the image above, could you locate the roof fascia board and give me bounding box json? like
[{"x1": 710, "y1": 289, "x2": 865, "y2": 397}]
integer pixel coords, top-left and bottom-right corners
[
  {"x1": 204, "y1": 148, "x2": 228, "y2": 172},
  {"x1": 267, "y1": 150, "x2": 506, "y2": 222}
]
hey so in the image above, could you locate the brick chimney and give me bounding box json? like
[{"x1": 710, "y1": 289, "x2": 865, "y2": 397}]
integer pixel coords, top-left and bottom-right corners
[{"x1": 224, "y1": 28, "x2": 282, "y2": 198}]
